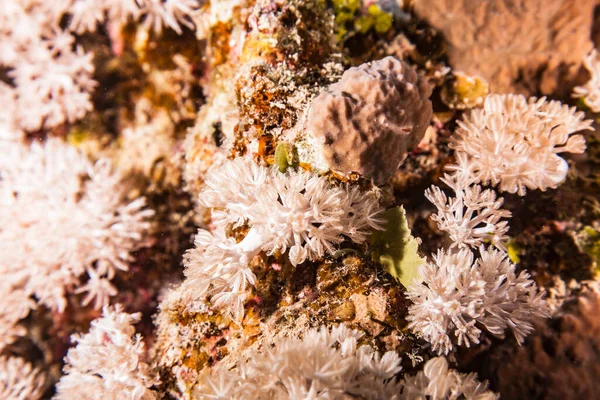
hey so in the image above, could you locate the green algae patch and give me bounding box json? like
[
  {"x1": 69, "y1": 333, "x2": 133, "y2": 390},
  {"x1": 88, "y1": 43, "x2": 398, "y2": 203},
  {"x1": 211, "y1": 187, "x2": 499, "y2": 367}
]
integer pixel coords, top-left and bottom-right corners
[
  {"x1": 274, "y1": 141, "x2": 299, "y2": 173},
  {"x1": 371, "y1": 206, "x2": 425, "y2": 288},
  {"x1": 579, "y1": 226, "x2": 600, "y2": 275},
  {"x1": 507, "y1": 239, "x2": 522, "y2": 264}
]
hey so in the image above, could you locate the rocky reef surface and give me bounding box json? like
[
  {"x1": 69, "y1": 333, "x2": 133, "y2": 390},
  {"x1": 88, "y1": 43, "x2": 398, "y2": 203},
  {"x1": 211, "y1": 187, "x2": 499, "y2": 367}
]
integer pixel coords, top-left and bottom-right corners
[{"x1": 1, "y1": 1, "x2": 600, "y2": 399}]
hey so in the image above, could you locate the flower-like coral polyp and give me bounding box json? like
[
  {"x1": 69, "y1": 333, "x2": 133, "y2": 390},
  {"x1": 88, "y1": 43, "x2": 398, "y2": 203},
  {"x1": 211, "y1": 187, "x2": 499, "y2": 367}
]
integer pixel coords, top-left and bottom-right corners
[
  {"x1": 182, "y1": 157, "x2": 384, "y2": 319},
  {"x1": 407, "y1": 247, "x2": 548, "y2": 355},
  {"x1": 451, "y1": 94, "x2": 591, "y2": 195}
]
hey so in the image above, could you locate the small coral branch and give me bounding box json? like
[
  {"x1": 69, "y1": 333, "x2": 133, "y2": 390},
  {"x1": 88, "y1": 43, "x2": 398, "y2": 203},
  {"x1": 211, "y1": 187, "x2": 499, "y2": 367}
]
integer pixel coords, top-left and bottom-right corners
[
  {"x1": 573, "y1": 49, "x2": 600, "y2": 112},
  {"x1": 68, "y1": 0, "x2": 201, "y2": 35},
  {"x1": 0, "y1": 356, "x2": 46, "y2": 400},
  {"x1": 406, "y1": 247, "x2": 548, "y2": 355},
  {"x1": 54, "y1": 305, "x2": 158, "y2": 400},
  {"x1": 7, "y1": 32, "x2": 96, "y2": 131},
  {"x1": 425, "y1": 179, "x2": 511, "y2": 251},
  {"x1": 195, "y1": 324, "x2": 403, "y2": 399},
  {"x1": 399, "y1": 356, "x2": 498, "y2": 400},
  {"x1": 0, "y1": 3, "x2": 97, "y2": 131}
]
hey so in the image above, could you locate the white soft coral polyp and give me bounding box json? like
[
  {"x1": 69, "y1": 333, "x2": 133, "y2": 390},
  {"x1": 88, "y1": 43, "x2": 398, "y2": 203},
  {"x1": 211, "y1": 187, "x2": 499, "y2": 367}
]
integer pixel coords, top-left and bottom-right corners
[
  {"x1": 182, "y1": 157, "x2": 384, "y2": 318},
  {"x1": 0, "y1": 139, "x2": 153, "y2": 348},
  {"x1": 407, "y1": 247, "x2": 548, "y2": 355},
  {"x1": 198, "y1": 157, "x2": 384, "y2": 265},
  {"x1": 451, "y1": 94, "x2": 592, "y2": 195}
]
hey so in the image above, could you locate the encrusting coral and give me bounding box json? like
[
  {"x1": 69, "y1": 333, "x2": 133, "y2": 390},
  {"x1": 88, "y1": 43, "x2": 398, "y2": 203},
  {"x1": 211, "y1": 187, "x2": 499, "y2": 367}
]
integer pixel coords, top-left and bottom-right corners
[
  {"x1": 412, "y1": 0, "x2": 597, "y2": 95},
  {"x1": 304, "y1": 56, "x2": 432, "y2": 184},
  {"x1": 183, "y1": 0, "x2": 344, "y2": 195}
]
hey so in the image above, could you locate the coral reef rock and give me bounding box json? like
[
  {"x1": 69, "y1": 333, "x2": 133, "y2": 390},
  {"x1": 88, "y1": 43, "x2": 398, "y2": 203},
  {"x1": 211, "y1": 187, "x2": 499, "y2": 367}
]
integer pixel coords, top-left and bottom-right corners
[
  {"x1": 413, "y1": 0, "x2": 596, "y2": 96},
  {"x1": 477, "y1": 284, "x2": 600, "y2": 400},
  {"x1": 306, "y1": 56, "x2": 432, "y2": 185}
]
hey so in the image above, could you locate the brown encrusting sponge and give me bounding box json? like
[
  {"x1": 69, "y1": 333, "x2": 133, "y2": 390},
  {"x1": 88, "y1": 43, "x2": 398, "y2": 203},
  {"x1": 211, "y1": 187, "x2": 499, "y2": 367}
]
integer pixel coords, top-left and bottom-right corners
[
  {"x1": 306, "y1": 56, "x2": 432, "y2": 185},
  {"x1": 413, "y1": 0, "x2": 596, "y2": 96},
  {"x1": 472, "y1": 284, "x2": 600, "y2": 400}
]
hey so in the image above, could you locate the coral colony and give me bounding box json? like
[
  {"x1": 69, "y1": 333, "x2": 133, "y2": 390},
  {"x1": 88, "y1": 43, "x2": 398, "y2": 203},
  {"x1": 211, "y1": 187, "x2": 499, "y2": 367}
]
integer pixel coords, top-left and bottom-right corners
[{"x1": 1, "y1": 1, "x2": 600, "y2": 399}]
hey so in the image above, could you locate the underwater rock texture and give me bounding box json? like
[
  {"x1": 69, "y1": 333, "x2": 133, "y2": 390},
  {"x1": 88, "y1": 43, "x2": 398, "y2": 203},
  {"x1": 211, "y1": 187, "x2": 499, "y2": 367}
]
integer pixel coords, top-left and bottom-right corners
[
  {"x1": 475, "y1": 284, "x2": 600, "y2": 400},
  {"x1": 306, "y1": 56, "x2": 432, "y2": 185},
  {"x1": 413, "y1": 0, "x2": 597, "y2": 96},
  {"x1": 152, "y1": 252, "x2": 415, "y2": 395}
]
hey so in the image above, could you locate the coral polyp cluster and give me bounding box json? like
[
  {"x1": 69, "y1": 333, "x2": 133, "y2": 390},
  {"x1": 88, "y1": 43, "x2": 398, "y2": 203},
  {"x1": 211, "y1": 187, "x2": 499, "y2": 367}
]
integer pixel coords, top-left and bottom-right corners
[
  {"x1": 0, "y1": 139, "x2": 153, "y2": 350},
  {"x1": 451, "y1": 94, "x2": 590, "y2": 195},
  {"x1": 55, "y1": 306, "x2": 158, "y2": 399},
  {"x1": 181, "y1": 156, "x2": 384, "y2": 319},
  {"x1": 1, "y1": 1, "x2": 600, "y2": 399},
  {"x1": 407, "y1": 247, "x2": 547, "y2": 355}
]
